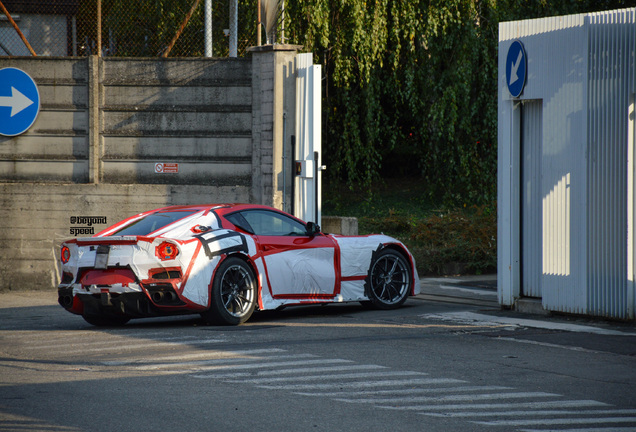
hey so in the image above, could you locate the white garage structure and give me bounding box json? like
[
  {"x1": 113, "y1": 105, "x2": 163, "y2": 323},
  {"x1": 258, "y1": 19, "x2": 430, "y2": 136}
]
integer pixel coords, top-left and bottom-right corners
[{"x1": 498, "y1": 8, "x2": 636, "y2": 319}]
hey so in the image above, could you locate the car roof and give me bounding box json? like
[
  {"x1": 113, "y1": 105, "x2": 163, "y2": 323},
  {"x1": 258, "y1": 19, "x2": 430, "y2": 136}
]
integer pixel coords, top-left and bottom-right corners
[{"x1": 148, "y1": 203, "x2": 283, "y2": 215}]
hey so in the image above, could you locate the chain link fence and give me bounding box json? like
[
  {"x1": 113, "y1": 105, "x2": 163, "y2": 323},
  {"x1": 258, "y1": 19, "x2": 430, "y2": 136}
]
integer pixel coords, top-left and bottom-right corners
[{"x1": 0, "y1": 0, "x2": 262, "y2": 57}]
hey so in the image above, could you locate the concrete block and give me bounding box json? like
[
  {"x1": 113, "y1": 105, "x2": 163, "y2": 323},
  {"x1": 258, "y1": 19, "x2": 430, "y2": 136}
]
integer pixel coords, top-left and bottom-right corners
[
  {"x1": 515, "y1": 298, "x2": 550, "y2": 316},
  {"x1": 321, "y1": 216, "x2": 359, "y2": 235}
]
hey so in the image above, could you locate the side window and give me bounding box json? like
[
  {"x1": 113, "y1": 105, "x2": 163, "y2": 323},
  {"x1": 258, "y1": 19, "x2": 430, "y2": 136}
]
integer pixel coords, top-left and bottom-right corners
[
  {"x1": 240, "y1": 210, "x2": 307, "y2": 236},
  {"x1": 225, "y1": 212, "x2": 254, "y2": 234}
]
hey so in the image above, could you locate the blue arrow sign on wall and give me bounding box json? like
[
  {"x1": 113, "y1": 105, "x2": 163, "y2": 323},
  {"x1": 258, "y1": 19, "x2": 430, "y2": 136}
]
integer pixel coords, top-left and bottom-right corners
[
  {"x1": 506, "y1": 40, "x2": 527, "y2": 98},
  {"x1": 0, "y1": 67, "x2": 40, "y2": 136}
]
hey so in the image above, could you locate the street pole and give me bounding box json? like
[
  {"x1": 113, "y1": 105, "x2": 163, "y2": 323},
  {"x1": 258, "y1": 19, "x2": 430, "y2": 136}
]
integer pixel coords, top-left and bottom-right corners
[
  {"x1": 229, "y1": 0, "x2": 237, "y2": 57},
  {"x1": 204, "y1": 0, "x2": 212, "y2": 56}
]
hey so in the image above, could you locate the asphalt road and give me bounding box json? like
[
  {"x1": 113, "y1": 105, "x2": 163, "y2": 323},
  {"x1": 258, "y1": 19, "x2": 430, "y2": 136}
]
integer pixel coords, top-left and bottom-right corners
[{"x1": 1, "y1": 279, "x2": 636, "y2": 432}]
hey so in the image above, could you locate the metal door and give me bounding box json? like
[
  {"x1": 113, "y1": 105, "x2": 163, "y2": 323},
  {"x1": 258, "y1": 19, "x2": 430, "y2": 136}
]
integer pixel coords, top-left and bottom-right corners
[{"x1": 521, "y1": 100, "x2": 543, "y2": 298}]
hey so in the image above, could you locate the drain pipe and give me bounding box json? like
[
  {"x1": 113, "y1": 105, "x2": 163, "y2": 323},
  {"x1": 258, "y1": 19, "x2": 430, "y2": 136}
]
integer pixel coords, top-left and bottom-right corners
[{"x1": 282, "y1": 112, "x2": 287, "y2": 212}]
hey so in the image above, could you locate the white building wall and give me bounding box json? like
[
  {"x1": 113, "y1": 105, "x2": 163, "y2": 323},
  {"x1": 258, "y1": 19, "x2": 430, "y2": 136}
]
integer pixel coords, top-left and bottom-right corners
[
  {"x1": 586, "y1": 9, "x2": 636, "y2": 318},
  {"x1": 498, "y1": 8, "x2": 636, "y2": 319}
]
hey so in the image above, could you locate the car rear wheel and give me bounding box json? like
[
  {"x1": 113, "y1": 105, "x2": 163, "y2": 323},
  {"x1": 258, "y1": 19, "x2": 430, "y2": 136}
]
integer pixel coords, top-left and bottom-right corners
[
  {"x1": 82, "y1": 314, "x2": 130, "y2": 326},
  {"x1": 365, "y1": 248, "x2": 411, "y2": 309},
  {"x1": 202, "y1": 257, "x2": 256, "y2": 325}
]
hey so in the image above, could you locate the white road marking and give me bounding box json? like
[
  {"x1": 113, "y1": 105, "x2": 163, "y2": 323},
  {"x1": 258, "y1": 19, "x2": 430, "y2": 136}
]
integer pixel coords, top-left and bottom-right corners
[
  {"x1": 495, "y1": 337, "x2": 604, "y2": 353},
  {"x1": 520, "y1": 428, "x2": 636, "y2": 432},
  {"x1": 337, "y1": 391, "x2": 558, "y2": 404},
  {"x1": 424, "y1": 409, "x2": 636, "y2": 418},
  {"x1": 421, "y1": 312, "x2": 636, "y2": 336},
  {"x1": 380, "y1": 400, "x2": 609, "y2": 412},
  {"x1": 258, "y1": 364, "x2": 387, "y2": 376},
  {"x1": 258, "y1": 378, "x2": 470, "y2": 391},
  {"x1": 188, "y1": 358, "x2": 354, "y2": 376},
  {"x1": 438, "y1": 285, "x2": 498, "y2": 297},
  {"x1": 134, "y1": 354, "x2": 323, "y2": 370},
  {"x1": 475, "y1": 417, "x2": 636, "y2": 426},
  {"x1": 231, "y1": 370, "x2": 427, "y2": 385},
  {"x1": 295, "y1": 385, "x2": 507, "y2": 398}
]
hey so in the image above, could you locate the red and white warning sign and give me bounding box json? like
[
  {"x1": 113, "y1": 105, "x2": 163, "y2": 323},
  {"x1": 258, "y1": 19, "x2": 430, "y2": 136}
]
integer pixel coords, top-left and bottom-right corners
[{"x1": 154, "y1": 163, "x2": 179, "y2": 173}]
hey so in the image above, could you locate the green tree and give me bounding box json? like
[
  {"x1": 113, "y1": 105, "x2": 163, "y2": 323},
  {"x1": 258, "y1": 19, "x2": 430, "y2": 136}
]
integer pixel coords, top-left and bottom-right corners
[{"x1": 286, "y1": 0, "x2": 633, "y2": 205}]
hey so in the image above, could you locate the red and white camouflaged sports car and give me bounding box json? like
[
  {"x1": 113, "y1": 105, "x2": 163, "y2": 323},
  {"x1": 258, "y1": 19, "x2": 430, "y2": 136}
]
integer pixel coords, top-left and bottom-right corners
[{"x1": 57, "y1": 204, "x2": 420, "y2": 326}]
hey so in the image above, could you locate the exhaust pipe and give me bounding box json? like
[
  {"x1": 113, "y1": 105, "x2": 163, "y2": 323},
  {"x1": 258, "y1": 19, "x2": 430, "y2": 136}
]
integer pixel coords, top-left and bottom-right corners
[
  {"x1": 152, "y1": 291, "x2": 164, "y2": 303},
  {"x1": 59, "y1": 295, "x2": 73, "y2": 308}
]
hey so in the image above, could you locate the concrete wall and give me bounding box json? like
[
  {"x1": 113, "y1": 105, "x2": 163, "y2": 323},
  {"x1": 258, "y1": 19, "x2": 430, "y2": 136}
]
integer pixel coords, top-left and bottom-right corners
[{"x1": 0, "y1": 46, "x2": 301, "y2": 292}]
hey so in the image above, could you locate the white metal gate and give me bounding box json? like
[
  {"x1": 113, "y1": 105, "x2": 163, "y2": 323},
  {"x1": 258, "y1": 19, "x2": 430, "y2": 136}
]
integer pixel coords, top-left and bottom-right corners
[{"x1": 294, "y1": 53, "x2": 322, "y2": 225}]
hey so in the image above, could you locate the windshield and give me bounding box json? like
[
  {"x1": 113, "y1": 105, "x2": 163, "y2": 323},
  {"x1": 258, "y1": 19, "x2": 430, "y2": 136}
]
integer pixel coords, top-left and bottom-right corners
[{"x1": 113, "y1": 211, "x2": 197, "y2": 236}]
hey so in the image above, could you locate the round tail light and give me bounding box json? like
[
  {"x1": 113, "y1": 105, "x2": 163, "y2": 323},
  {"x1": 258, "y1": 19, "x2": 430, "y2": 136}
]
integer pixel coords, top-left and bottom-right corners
[{"x1": 61, "y1": 245, "x2": 71, "y2": 264}]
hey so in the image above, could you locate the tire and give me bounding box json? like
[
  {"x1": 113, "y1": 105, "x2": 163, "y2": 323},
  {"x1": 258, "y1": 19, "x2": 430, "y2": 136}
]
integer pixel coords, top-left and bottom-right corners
[
  {"x1": 202, "y1": 257, "x2": 257, "y2": 325},
  {"x1": 365, "y1": 248, "x2": 412, "y2": 310},
  {"x1": 82, "y1": 314, "x2": 130, "y2": 327}
]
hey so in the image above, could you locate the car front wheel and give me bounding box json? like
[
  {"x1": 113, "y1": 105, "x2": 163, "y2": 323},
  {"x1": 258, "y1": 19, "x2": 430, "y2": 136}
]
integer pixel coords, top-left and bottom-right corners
[{"x1": 365, "y1": 248, "x2": 412, "y2": 309}]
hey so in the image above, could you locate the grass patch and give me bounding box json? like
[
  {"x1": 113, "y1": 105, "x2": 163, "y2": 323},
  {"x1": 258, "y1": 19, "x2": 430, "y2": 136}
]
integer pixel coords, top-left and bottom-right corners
[{"x1": 323, "y1": 178, "x2": 497, "y2": 276}]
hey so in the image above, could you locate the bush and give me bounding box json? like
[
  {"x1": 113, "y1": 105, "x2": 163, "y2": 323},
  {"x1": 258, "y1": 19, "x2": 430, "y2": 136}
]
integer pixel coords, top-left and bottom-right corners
[
  {"x1": 407, "y1": 205, "x2": 496, "y2": 275},
  {"x1": 324, "y1": 179, "x2": 497, "y2": 276}
]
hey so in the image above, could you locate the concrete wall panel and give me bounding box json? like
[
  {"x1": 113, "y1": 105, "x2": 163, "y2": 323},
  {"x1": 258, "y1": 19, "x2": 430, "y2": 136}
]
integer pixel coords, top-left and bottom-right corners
[
  {"x1": 0, "y1": 49, "x2": 300, "y2": 292},
  {"x1": 30, "y1": 110, "x2": 88, "y2": 134},
  {"x1": 102, "y1": 58, "x2": 251, "y2": 84},
  {"x1": 103, "y1": 85, "x2": 251, "y2": 107},
  {"x1": 101, "y1": 160, "x2": 251, "y2": 185},
  {"x1": 102, "y1": 111, "x2": 251, "y2": 135},
  {"x1": 0, "y1": 135, "x2": 87, "y2": 159},
  {"x1": 102, "y1": 136, "x2": 251, "y2": 159},
  {"x1": 0, "y1": 160, "x2": 88, "y2": 182}
]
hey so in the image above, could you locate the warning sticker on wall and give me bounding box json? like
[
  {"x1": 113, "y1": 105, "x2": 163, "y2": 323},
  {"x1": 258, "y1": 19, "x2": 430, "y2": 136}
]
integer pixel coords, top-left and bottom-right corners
[{"x1": 155, "y1": 163, "x2": 179, "y2": 173}]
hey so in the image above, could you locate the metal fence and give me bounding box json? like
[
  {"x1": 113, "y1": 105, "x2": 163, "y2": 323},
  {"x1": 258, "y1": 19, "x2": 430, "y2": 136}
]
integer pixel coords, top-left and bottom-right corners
[{"x1": 0, "y1": 0, "x2": 262, "y2": 57}]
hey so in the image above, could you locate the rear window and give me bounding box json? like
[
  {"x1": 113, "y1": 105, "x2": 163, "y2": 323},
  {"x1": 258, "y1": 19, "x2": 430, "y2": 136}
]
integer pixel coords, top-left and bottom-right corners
[{"x1": 113, "y1": 211, "x2": 197, "y2": 236}]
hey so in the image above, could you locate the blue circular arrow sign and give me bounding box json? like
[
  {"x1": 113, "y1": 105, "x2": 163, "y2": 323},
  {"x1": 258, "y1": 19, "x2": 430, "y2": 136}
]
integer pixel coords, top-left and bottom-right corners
[
  {"x1": 0, "y1": 67, "x2": 40, "y2": 136},
  {"x1": 506, "y1": 40, "x2": 527, "y2": 98}
]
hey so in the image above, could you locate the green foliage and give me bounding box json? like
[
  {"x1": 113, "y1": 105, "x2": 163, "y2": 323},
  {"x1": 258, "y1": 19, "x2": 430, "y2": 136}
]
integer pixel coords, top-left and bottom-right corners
[
  {"x1": 323, "y1": 178, "x2": 496, "y2": 275},
  {"x1": 407, "y1": 205, "x2": 497, "y2": 275},
  {"x1": 356, "y1": 202, "x2": 497, "y2": 276},
  {"x1": 286, "y1": 0, "x2": 632, "y2": 205}
]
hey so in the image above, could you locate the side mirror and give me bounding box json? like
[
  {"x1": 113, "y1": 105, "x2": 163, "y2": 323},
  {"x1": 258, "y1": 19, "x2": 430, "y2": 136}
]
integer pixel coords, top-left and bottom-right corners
[{"x1": 306, "y1": 222, "x2": 321, "y2": 236}]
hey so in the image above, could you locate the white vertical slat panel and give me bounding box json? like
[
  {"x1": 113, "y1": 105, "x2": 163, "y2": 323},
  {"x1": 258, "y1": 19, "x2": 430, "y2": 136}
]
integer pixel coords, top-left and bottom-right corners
[
  {"x1": 294, "y1": 53, "x2": 322, "y2": 224},
  {"x1": 628, "y1": 93, "x2": 635, "y2": 319},
  {"x1": 586, "y1": 9, "x2": 635, "y2": 319},
  {"x1": 499, "y1": 13, "x2": 587, "y2": 311},
  {"x1": 521, "y1": 100, "x2": 543, "y2": 298},
  {"x1": 538, "y1": 16, "x2": 585, "y2": 313}
]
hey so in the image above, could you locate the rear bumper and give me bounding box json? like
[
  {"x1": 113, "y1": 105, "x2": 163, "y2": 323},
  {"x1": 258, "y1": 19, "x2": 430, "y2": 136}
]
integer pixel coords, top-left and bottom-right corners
[{"x1": 58, "y1": 286, "x2": 190, "y2": 319}]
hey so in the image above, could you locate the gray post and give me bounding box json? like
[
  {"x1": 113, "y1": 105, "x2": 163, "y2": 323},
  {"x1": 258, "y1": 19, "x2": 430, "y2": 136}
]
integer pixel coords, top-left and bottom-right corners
[
  {"x1": 204, "y1": 0, "x2": 212, "y2": 57},
  {"x1": 88, "y1": 55, "x2": 101, "y2": 183},
  {"x1": 229, "y1": 0, "x2": 237, "y2": 57}
]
